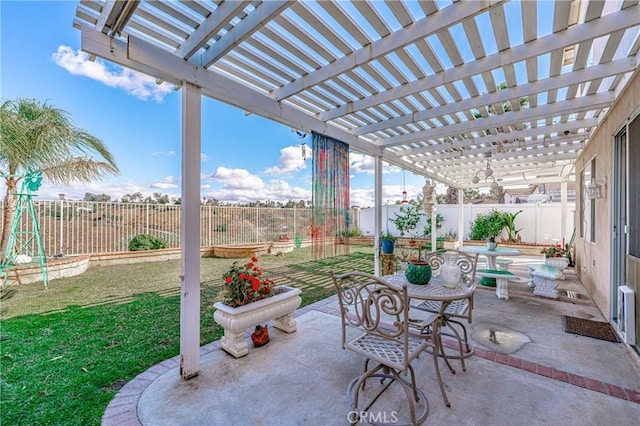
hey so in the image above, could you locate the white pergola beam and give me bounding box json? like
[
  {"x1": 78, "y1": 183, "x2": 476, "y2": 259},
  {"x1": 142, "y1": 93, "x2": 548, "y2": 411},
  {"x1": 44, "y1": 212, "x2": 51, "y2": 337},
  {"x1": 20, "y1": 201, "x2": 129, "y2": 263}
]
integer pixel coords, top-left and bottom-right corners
[
  {"x1": 380, "y1": 93, "x2": 612, "y2": 148},
  {"x1": 80, "y1": 27, "x2": 454, "y2": 187},
  {"x1": 272, "y1": 0, "x2": 505, "y2": 101},
  {"x1": 404, "y1": 119, "x2": 596, "y2": 156},
  {"x1": 96, "y1": 0, "x2": 124, "y2": 33},
  {"x1": 410, "y1": 141, "x2": 584, "y2": 164},
  {"x1": 418, "y1": 148, "x2": 580, "y2": 169},
  {"x1": 354, "y1": 58, "x2": 635, "y2": 136},
  {"x1": 321, "y1": 5, "x2": 638, "y2": 122},
  {"x1": 176, "y1": 0, "x2": 251, "y2": 60},
  {"x1": 200, "y1": 1, "x2": 295, "y2": 68}
]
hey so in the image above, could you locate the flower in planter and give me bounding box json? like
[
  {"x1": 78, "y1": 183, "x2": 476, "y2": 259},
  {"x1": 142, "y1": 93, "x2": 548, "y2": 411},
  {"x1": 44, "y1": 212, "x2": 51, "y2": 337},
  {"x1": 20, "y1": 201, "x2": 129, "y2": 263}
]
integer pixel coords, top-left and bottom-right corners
[
  {"x1": 540, "y1": 245, "x2": 569, "y2": 259},
  {"x1": 222, "y1": 256, "x2": 275, "y2": 307}
]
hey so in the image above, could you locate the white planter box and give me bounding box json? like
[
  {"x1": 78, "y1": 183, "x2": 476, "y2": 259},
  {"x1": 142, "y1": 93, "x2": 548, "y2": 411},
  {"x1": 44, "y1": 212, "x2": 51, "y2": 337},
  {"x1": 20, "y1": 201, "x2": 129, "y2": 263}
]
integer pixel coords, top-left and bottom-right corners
[
  {"x1": 544, "y1": 257, "x2": 569, "y2": 270},
  {"x1": 213, "y1": 285, "x2": 302, "y2": 357},
  {"x1": 443, "y1": 241, "x2": 461, "y2": 250}
]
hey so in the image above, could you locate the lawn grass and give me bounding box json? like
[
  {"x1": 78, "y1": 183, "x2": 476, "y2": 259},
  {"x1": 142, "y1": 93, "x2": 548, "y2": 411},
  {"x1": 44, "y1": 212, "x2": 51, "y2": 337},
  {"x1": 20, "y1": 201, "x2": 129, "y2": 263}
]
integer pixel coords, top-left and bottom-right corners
[{"x1": 0, "y1": 246, "x2": 374, "y2": 425}]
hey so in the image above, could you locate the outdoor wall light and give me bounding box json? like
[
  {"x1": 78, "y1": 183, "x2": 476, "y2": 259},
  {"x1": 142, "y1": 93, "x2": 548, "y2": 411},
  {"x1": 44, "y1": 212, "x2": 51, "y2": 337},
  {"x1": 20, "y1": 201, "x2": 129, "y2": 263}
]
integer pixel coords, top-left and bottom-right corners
[{"x1": 585, "y1": 176, "x2": 607, "y2": 200}]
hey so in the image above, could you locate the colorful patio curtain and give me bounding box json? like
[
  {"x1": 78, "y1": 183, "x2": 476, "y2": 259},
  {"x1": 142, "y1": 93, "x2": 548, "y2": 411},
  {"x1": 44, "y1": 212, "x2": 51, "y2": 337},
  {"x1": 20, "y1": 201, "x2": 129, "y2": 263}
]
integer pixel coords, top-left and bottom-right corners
[{"x1": 311, "y1": 132, "x2": 350, "y2": 260}]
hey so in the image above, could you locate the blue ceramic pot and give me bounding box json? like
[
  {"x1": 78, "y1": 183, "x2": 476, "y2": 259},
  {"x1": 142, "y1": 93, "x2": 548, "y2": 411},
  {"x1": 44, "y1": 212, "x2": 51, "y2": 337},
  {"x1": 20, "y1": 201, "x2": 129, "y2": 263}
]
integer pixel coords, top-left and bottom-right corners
[
  {"x1": 381, "y1": 239, "x2": 395, "y2": 254},
  {"x1": 405, "y1": 262, "x2": 432, "y2": 285}
]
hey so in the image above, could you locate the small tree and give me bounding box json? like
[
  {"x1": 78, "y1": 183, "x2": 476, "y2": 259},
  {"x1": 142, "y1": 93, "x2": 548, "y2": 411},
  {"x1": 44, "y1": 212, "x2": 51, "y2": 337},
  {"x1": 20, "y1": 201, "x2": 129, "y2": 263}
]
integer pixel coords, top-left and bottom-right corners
[
  {"x1": 390, "y1": 198, "x2": 424, "y2": 238},
  {"x1": 422, "y1": 213, "x2": 444, "y2": 239}
]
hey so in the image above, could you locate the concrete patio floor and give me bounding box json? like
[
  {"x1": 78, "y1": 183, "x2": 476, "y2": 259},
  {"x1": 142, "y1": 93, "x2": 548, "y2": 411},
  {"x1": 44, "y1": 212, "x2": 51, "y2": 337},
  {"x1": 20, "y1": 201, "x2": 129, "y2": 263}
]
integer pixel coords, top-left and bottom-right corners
[{"x1": 103, "y1": 258, "x2": 640, "y2": 425}]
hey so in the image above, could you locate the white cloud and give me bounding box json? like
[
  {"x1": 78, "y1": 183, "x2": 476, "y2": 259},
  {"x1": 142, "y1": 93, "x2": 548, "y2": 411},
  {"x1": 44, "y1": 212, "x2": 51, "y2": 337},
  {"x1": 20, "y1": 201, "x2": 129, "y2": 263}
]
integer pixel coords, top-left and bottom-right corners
[
  {"x1": 152, "y1": 151, "x2": 176, "y2": 157},
  {"x1": 350, "y1": 188, "x2": 375, "y2": 208},
  {"x1": 52, "y1": 45, "x2": 173, "y2": 102},
  {"x1": 150, "y1": 175, "x2": 179, "y2": 190},
  {"x1": 350, "y1": 153, "x2": 374, "y2": 174},
  {"x1": 264, "y1": 145, "x2": 309, "y2": 175},
  {"x1": 204, "y1": 168, "x2": 310, "y2": 202},
  {"x1": 349, "y1": 153, "x2": 400, "y2": 174},
  {"x1": 210, "y1": 167, "x2": 265, "y2": 190},
  {"x1": 201, "y1": 153, "x2": 209, "y2": 161}
]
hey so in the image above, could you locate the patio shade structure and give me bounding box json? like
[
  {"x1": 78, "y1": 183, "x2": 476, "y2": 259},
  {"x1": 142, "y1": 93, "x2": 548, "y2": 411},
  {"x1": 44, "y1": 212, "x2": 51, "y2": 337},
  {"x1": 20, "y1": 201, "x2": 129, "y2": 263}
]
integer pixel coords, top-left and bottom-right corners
[{"x1": 72, "y1": 0, "x2": 640, "y2": 378}]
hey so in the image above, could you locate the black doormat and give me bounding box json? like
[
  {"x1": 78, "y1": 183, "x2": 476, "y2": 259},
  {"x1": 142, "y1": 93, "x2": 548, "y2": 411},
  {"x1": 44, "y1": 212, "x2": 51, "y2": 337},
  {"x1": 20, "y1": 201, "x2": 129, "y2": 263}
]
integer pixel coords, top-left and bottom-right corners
[{"x1": 561, "y1": 316, "x2": 620, "y2": 342}]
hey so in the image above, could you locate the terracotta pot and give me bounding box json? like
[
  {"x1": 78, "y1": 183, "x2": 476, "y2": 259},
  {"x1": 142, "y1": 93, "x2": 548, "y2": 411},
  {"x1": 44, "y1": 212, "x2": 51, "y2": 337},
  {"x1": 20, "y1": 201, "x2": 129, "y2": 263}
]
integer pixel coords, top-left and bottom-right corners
[{"x1": 251, "y1": 325, "x2": 269, "y2": 347}]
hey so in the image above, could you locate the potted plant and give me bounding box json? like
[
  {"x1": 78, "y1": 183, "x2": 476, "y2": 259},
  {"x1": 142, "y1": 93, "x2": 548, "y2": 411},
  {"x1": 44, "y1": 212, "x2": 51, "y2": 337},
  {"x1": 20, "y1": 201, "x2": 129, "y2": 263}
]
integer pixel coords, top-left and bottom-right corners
[
  {"x1": 485, "y1": 219, "x2": 505, "y2": 250},
  {"x1": 405, "y1": 247, "x2": 432, "y2": 284},
  {"x1": 441, "y1": 228, "x2": 460, "y2": 250},
  {"x1": 213, "y1": 256, "x2": 302, "y2": 357},
  {"x1": 469, "y1": 210, "x2": 505, "y2": 250},
  {"x1": 380, "y1": 231, "x2": 397, "y2": 254},
  {"x1": 540, "y1": 245, "x2": 570, "y2": 270}
]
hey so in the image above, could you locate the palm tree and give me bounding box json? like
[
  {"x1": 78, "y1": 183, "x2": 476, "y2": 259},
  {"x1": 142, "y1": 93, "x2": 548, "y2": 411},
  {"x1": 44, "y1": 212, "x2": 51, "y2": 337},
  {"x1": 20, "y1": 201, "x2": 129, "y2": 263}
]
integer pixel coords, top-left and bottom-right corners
[{"x1": 0, "y1": 98, "x2": 119, "y2": 256}]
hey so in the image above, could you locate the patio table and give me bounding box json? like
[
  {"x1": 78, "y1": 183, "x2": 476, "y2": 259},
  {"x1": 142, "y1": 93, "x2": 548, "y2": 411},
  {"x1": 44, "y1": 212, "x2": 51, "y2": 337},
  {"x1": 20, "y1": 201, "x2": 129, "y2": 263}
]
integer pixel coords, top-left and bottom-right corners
[
  {"x1": 384, "y1": 273, "x2": 476, "y2": 368},
  {"x1": 459, "y1": 246, "x2": 522, "y2": 286}
]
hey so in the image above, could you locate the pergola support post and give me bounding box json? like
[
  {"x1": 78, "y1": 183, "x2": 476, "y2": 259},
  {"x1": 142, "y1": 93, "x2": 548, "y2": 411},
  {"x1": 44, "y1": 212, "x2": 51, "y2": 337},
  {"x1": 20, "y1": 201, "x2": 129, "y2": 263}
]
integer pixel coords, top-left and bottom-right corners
[
  {"x1": 561, "y1": 180, "x2": 568, "y2": 243},
  {"x1": 374, "y1": 152, "x2": 382, "y2": 276},
  {"x1": 179, "y1": 82, "x2": 202, "y2": 380},
  {"x1": 458, "y1": 189, "x2": 464, "y2": 247}
]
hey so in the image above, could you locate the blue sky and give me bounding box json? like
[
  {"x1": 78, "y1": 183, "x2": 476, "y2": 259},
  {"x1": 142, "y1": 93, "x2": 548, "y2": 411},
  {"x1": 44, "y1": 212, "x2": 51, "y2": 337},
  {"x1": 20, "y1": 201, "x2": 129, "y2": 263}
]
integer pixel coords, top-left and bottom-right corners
[{"x1": 0, "y1": 1, "x2": 435, "y2": 207}]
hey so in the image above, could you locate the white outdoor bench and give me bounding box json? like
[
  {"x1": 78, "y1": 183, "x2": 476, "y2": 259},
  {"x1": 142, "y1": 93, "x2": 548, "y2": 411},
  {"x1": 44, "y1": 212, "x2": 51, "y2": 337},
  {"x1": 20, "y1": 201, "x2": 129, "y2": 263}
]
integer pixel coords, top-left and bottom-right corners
[
  {"x1": 496, "y1": 258, "x2": 514, "y2": 271},
  {"x1": 476, "y1": 269, "x2": 521, "y2": 300},
  {"x1": 527, "y1": 264, "x2": 563, "y2": 299}
]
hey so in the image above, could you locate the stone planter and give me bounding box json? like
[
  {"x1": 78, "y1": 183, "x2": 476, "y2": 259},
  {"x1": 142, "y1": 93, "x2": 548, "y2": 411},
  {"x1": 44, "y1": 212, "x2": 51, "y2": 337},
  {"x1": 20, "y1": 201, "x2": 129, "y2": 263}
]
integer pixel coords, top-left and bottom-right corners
[
  {"x1": 213, "y1": 285, "x2": 302, "y2": 358},
  {"x1": 544, "y1": 257, "x2": 569, "y2": 269},
  {"x1": 544, "y1": 257, "x2": 569, "y2": 279},
  {"x1": 1, "y1": 255, "x2": 90, "y2": 286},
  {"x1": 209, "y1": 243, "x2": 271, "y2": 259},
  {"x1": 269, "y1": 240, "x2": 295, "y2": 255},
  {"x1": 443, "y1": 241, "x2": 461, "y2": 250}
]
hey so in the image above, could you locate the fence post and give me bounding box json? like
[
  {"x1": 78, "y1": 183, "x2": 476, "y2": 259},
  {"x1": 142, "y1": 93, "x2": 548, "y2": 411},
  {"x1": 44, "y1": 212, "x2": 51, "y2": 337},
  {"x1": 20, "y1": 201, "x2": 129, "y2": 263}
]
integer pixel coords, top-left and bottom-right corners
[
  {"x1": 146, "y1": 204, "x2": 149, "y2": 234},
  {"x1": 256, "y1": 207, "x2": 259, "y2": 242},
  {"x1": 58, "y1": 194, "x2": 65, "y2": 255}
]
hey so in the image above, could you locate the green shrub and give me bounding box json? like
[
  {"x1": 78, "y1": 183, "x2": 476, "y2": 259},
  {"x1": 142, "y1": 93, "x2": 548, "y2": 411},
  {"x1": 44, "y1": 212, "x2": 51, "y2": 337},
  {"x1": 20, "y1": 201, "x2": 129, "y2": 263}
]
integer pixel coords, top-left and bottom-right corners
[
  {"x1": 128, "y1": 234, "x2": 167, "y2": 251},
  {"x1": 468, "y1": 210, "x2": 505, "y2": 241},
  {"x1": 347, "y1": 228, "x2": 363, "y2": 237}
]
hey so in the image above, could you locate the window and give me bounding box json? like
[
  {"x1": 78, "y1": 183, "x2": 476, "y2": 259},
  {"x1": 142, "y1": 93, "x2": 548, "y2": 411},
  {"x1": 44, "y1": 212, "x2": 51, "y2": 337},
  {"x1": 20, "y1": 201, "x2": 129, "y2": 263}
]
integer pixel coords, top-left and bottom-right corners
[{"x1": 580, "y1": 159, "x2": 596, "y2": 242}]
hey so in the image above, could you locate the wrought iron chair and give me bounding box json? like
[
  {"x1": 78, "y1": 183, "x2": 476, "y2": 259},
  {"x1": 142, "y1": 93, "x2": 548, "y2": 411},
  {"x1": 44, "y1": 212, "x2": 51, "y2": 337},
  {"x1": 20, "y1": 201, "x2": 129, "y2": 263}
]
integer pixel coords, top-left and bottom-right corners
[
  {"x1": 410, "y1": 250, "x2": 480, "y2": 372},
  {"x1": 331, "y1": 271, "x2": 443, "y2": 425}
]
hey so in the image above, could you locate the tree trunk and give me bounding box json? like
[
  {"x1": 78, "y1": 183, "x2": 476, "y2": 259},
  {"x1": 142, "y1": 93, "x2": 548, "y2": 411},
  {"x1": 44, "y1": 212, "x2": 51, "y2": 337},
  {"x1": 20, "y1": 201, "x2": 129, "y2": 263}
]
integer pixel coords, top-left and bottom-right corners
[{"x1": 1, "y1": 177, "x2": 18, "y2": 260}]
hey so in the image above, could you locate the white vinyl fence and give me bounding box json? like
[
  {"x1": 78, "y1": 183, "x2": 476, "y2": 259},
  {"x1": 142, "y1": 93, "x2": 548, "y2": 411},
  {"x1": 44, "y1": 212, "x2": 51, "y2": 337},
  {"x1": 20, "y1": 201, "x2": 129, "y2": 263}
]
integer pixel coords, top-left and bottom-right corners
[
  {"x1": 356, "y1": 202, "x2": 576, "y2": 245},
  {"x1": 0, "y1": 201, "x2": 359, "y2": 257}
]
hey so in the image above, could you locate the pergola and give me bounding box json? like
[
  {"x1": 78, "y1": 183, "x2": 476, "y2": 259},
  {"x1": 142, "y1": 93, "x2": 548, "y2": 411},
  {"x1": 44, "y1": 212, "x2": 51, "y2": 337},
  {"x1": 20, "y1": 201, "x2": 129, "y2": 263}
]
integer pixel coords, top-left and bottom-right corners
[{"x1": 72, "y1": 0, "x2": 639, "y2": 378}]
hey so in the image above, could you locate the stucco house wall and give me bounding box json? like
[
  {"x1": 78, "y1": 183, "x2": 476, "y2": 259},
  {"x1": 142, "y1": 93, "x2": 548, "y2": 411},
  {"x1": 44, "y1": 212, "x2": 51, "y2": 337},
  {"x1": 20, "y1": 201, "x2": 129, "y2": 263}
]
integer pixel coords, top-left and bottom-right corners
[{"x1": 574, "y1": 70, "x2": 639, "y2": 325}]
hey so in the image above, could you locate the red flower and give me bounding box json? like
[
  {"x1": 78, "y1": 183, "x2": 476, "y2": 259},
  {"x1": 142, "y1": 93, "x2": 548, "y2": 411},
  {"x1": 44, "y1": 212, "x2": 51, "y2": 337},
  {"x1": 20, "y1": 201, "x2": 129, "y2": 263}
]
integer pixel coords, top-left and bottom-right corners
[{"x1": 221, "y1": 256, "x2": 275, "y2": 308}]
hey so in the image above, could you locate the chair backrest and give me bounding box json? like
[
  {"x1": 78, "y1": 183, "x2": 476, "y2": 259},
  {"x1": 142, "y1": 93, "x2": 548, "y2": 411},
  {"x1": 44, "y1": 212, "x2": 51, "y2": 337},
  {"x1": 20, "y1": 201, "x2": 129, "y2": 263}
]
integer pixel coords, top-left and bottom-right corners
[
  {"x1": 330, "y1": 271, "x2": 411, "y2": 363},
  {"x1": 423, "y1": 250, "x2": 479, "y2": 289}
]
